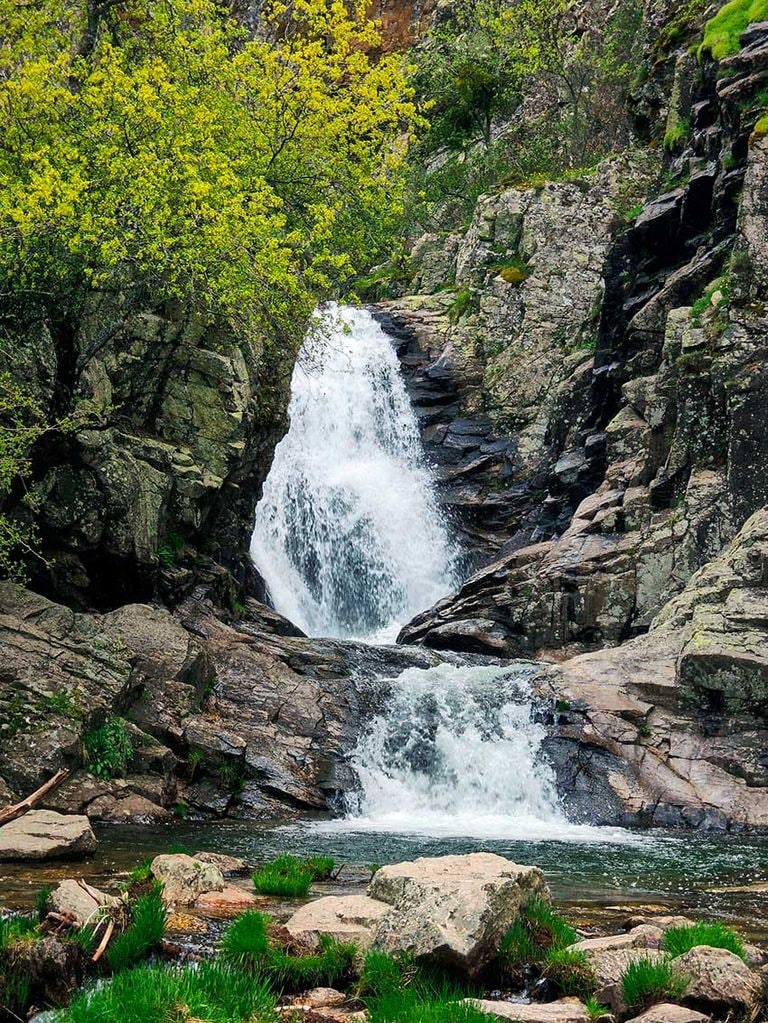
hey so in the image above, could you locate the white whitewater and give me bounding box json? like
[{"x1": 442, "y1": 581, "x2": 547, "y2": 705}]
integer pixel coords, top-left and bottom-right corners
[
  {"x1": 324, "y1": 661, "x2": 643, "y2": 844},
  {"x1": 251, "y1": 303, "x2": 459, "y2": 641}
]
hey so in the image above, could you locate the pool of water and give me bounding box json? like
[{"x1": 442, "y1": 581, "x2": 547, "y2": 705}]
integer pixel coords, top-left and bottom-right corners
[{"x1": 2, "y1": 819, "x2": 767, "y2": 936}]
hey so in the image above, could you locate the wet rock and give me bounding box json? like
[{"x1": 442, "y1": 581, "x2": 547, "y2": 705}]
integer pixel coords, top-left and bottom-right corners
[
  {"x1": 194, "y1": 885, "x2": 262, "y2": 917},
  {"x1": 150, "y1": 853, "x2": 224, "y2": 905},
  {"x1": 87, "y1": 792, "x2": 170, "y2": 823},
  {"x1": 675, "y1": 945, "x2": 760, "y2": 1007},
  {"x1": 8, "y1": 935, "x2": 86, "y2": 1006},
  {"x1": 0, "y1": 811, "x2": 96, "y2": 861},
  {"x1": 285, "y1": 894, "x2": 393, "y2": 951},
  {"x1": 467, "y1": 998, "x2": 589, "y2": 1022},
  {"x1": 625, "y1": 1005, "x2": 710, "y2": 1023},
  {"x1": 48, "y1": 878, "x2": 117, "y2": 927},
  {"x1": 370, "y1": 853, "x2": 548, "y2": 977}
]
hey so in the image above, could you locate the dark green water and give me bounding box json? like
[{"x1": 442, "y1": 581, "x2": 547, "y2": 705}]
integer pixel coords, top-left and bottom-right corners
[{"x1": 3, "y1": 820, "x2": 767, "y2": 935}]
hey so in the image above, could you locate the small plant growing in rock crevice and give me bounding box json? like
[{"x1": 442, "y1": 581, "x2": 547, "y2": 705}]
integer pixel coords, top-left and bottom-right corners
[
  {"x1": 543, "y1": 947, "x2": 597, "y2": 998},
  {"x1": 83, "y1": 717, "x2": 134, "y2": 780},
  {"x1": 620, "y1": 955, "x2": 687, "y2": 1014},
  {"x1": 662, "y1": 919, "x2": 746, "y2": 959},
  {"x1": 499, "y1": 896, "x2": 578, "y2": 974}
]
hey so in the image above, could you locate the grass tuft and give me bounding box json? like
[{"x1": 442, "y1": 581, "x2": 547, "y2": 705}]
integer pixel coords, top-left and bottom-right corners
[
  {"x1": 106, "y1": 884, "x2": 167, "y2": 973},
  {"x1": 219, "y1": 910, "x2": 271, "y2": 971},
  {"x1": 543, "y1": 947, "x2": 597, "y2": 998},
  {"x1": 499, "y1": 896, "x2": 578, "y2": 971},
  {"x1": 367, "y1": 986, "x2": 488, "y2": 1023},
  {"x1": 253, "y1": 855, "x2": 314, "y2": 897},
  {"x1": 621, "y1": 955, "x2": 687, "y2": 1013},
  {"x1": 357, "y1": 949, "x2": 417, "y2": 997},
  {"x1": 662, "y1": 920, "x2": 746, "y2": 959},
  {"x1": 0, "y1": 915, "x2": 38, "y2": 951}
]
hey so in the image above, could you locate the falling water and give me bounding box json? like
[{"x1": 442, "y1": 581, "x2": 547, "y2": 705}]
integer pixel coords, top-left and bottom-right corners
[{"x1": 251, "y1": 304, "x2": 459, "y2": 640}]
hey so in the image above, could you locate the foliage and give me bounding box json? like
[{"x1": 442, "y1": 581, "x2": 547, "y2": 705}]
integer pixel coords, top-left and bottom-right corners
[
  {"x1": 755, "y1": 113, "x2": 768, "y2": 136},
  {"x1": 543, "y1": 947, "x2": 597, "y2": 998},
  {"x1": 448, "y1": 289, "x2": 479, "y2": 324},
  {"x1": 662, "y1": 920, "x2": 746, "y2": 959},
  {"x1": 691, "y1": 276, "x2": 730, "y2": 327},
  {"x1": 0, "y1": 0, "x2": 418, "y2": 374},
  {"x1": 700, "y1": 0, "x2": 768, "y2": 59},
  {"x1": 367, "y1": 985, "x2": 487, "y2": 1023},
  {"x1": 499, "y1": 897, "x2": 578, "y2": 971},
  {"x1": 34, "y1": 884, "x2": 54, "y2": 921},
  {"x1": 493, "y1": 259, "x2": 530, "y2": 285},
  {"x1": 664, "y1": 118, "x2": 692, "y2": 150},
  {"x1": 305, "y1": 855, "x2": 336, "y2": 881},
  {"x1": 0, "y1": 915, "x2": 38, "y2": 952},
  {"x1": 620, "y1": 956, "x2": 687, "y2": 1013},
  {"x1": 253, "y1": 855, "x2": 314, "y2": 897},
  {"x1": 61, "y1": 961, "x2": 276, "y2": 1023},
  {"x1": 357, "y1": 949, "x2": 417, "y2": 997},
  {"x1": 219, "y1": 910, "x2": 271, "y2": 971},
  {"x1": 106, "y1": 885, "x2": 168, "y2": 973},
  {"x1": 156, "y1": 530, "x2": 185, "y2": 567},
  {"x1": 83, "y1": 717, "x2": 134, "y2": 779},
  {"x1": 0, "y1": 375, "x2": 46, "y2": 581},
  {"x1": 585, "y1": 996, "x2": 611, "y2": 1021}
]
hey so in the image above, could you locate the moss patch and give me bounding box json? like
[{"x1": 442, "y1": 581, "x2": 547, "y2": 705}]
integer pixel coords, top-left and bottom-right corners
[{"x1": 700, "y1": 0, "x2": 768, "y2": 59}]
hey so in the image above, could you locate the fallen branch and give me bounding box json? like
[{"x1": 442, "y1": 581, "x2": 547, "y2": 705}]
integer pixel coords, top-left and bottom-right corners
[
  {"x1": 91, "y1": 918, "x2": 115, "y2": 963},
  {"x1": 0, "y1": 767, "x2": 70, "y2": 826}
]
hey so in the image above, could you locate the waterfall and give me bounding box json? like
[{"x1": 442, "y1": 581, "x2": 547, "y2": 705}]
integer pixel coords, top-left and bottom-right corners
[{"x1": 251, "y1": 303, "x2": 459, "y2": 641}]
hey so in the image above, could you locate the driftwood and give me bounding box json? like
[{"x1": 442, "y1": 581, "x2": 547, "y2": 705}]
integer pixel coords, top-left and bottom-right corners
[
  {"x1": 91, "y1": 919, "x2": 115, "y2": 963},
  {"x1": 0, "y1": 767, "x2": 70, "y2": 826}
]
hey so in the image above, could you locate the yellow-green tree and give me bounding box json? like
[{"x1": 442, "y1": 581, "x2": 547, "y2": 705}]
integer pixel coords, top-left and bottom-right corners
[{"x1": 0, "y1": 0, "x2": 418, "y2": 343}]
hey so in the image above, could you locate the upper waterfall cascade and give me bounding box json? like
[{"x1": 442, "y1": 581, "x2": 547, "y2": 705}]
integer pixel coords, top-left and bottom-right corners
[{"x1": 251, "y1": 304, "x2": 459, "y2": 640}]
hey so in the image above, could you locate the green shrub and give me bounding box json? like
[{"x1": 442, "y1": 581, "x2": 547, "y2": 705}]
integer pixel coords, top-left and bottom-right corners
[
  {"x1": 219, "y1": 910, "x2": 271, "y2": 971},
  {"x1": 61, "y1": 961, "x2": 275, "y2": 1023},
  {"x1": 253, "y1": 855, "x2": 314, "y2": 897},
  {"x1": 543, "y1": 947, "x2": 597, "y2": 998},
  {"x1": 106, "y1": 885, "x2": 167, "y2": 973},
  {"x1": 357, "y1": 949, "x2": 416, "y2": 997},
  {"x1": 662, "y1": 920, "x2": 746, "y2": 959},
  {"x1": 621, "y1": 956, "x2": 687, "y2": 1013},
  {"x1": 499, "y1": 897, "x2": 578, "y2": 970},
  {"x1": 700, "y1": 0, "x2": 768, "y2": 59},
  {"x1": 448, "y1": 287, "x2": 479, "y2": 324},
  {"x1": 83, "y1": 717, "x2": 134, "y2": 779}
]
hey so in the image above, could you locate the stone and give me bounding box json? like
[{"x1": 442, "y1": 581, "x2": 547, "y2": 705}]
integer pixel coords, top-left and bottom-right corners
[
  {"x1": 675, "y1": 945, "x2": 760, "y2": 1007},
  {"x1": 9, "y1": 935, "x2": 86, "y2": 1006},
  {"x1": 583, "y1": 948, "x2": 666, "y2": 1013},
  {"x1": 0, "y1": 811, "x2": 97, "y2": 861},
  {"x1": 292, "y1": 989, "x2": 349, "y2": 1009},
  {"x1": 48, "y1": 878, "x2": 117, "y2": 927},
  {"x1": 195, "y1": 885, "x2": 261, "y2": 916},
  {"x1": 625, "y1": 1005, "x2": 710, "y2": 1023},
  {"x1": 285, "y1": 894, "x2": 393, "y2": 951},
  {"x1": 569, "y1": 925, "x2": 664, "y2": 953},
  {"x1": 150, "y1": 853, "x2": 224, "y2": 905},
  {"x1": 369, "y1": 853, "x2": 548, "y2": 976},
  {"x1": 87, "y1": 793, "x2": 170, "y2": 823},
  {"x1": 467, "y1": 997, "x2": 589, "y2": 1022},
  {"x1": 166, "y1": 912, "x2": 209, "y2": 934},
  {"x1": 194, "y1": 850, "x2": 249, "y2": 875}
]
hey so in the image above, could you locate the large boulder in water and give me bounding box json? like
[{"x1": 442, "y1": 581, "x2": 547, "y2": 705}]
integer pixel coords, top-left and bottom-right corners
[
  {"x1": 285, "y1": 893, "x2": 394, "y2": 951},
  {"x1": 0, "y1": 811, "x2": 96, "y2": 860},
  {"x1": 369, "y1": 853, "x2": 547, "y2": 976},
  {"x1": 150, "y1": 852, "x2": 224, "y2": 905}
]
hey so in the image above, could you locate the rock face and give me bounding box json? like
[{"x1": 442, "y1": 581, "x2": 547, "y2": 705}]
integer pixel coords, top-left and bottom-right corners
[
  {"x1": 0, "y1": 811, "x2": 96, "y2": 861},
  {"x1": 286, "y1": 854, "x2": 547, "y2": 978}
]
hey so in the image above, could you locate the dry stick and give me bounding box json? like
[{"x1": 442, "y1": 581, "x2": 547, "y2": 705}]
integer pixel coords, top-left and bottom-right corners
[
  {"x1": 91, "y1": 918, "x2": 115, "y2": 963},
  {"x1": 0, "y1": 767, "x2": 70, "y2": 826}
]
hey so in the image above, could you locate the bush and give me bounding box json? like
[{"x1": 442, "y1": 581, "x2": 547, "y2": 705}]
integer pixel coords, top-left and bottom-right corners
[
  {"x1": 662, "y1": 920, "x2": 746, "y2": 960},
  {"x1": 106, "y1": 885, "x2": 167, "y2": 973},
  {"x1": 499, "y1": 897, "x2": 578, "y2": 970},
  {"x1": 61, "y1": 961, "x2": 275, "y2": 1023},
  {"x1": 543, "y1": 947, "x2": 597, "y2": 998},
  {"x1": 621, "y1": 956, "x2": 687, "y2": 1013},
  {"x1": 253, "y1": 855, "x2": 314, "y2": 897},
  {"x1": 83, "y1": 717, "x2": 134, "y2": 780}
]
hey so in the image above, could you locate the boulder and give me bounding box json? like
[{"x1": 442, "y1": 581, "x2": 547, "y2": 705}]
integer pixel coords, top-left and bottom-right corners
[
  {"x1": 193, "y1": 850, "x2": 249, "y2": 875},
  {"x1": 467, "y1": 997, "x2": 589, "y2": 1021},
  {"x1": 150, "y1": 852, "x2": 224, "y2": 905},
  {"x1": 8, "y1": 935, "x2": 86, "y2": 1005},
  {"x1": 625, "y1": 1004, "x2": 710, "y2": 1023},
  {"x1": 370, "y1": 853, "x2": 548, "y2": 976},
  {"x1": 676, "y1": 945, "x2": 760, "y2": 1007},
  {"x1": 286, "y1": 894, "x2": 393, "y2": 951},
  {"x1": 569, "y1": 925, "x2": 664, "y2": 953},
  {"x1": 48, "y1": 879, "x2": 117, "y2": 927},
  {"x1": 583, "y1": 948, "x2": 666, "y2": 1013},
  {"x1": 0, "y1": 811, "x2": 96, "y2": 861},
  {"x1": 87, "y1": 793, "x2": 170, "y2": 823}
]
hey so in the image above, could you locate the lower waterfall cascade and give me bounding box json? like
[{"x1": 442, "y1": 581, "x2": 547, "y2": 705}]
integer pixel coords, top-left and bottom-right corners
[{"x1": 251, "y1": 303, "x2": 459, "y2": 641}]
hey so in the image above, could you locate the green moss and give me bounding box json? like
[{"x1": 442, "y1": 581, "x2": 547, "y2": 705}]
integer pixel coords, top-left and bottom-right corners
[
  {"x1": 492, "y1": 258, "x2": 530, "y2": 285},
  {"x1": 663, "y1": 118, "x2": 692, "y2": 150},
  {"x1": 755, "y1": 113, "x2": 768, "y2": 136},
  {"x1": 699, "y1": 0, "x2": 768, "y2": 59},
  {"x1": 663, "y1": 920, "x2": 746, "y2": 959}
]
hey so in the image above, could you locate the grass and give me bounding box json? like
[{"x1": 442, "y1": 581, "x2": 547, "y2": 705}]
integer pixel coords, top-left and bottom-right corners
[
  {"x1": 252, "y1": 855, "x2": 314, "y2": 897},
  {"x1": 663, "y1": 118, "x2": 691, "y2": 150},
  {"x1": 448, "y1": 287, "x2": 479, "y2": 324},
  {"x1": 357, "y1": 949, "x2": 416, "y2": 997},
  {"x1": 499, "y1": 896, "x2": 578, "y2": 971},
  {"x1": 305, "y1": 854, "x2": 336, "y2": 880},
  {"x1": 621, "y1": 956, "x2": 687, "y2": 1014},
  {"x1": 585, "y1": 996, "x2": 611, "y2": 1021},
  {"x1": 34, "y1": 883, "x2": 54, "y2": 920},
  {"x1": 543, "y1": 947, "x2": 597, "y2": 998},
  {"x1": 699, "y1": 0, "x2": 768, "y2": 59},
  {"x1": 106, "y1": 885, "x2": 168, "y2": 973},
  {"x1": 367, "y1": 986, "x2": 488, "y2": 1023},
  {"x1": 60, "y1": 962, "x2": 276, "y2": 1023},
  {"x1": 218, "y1": 911, "x2": 355, "y2": 992},
  {"x1": 691, "y1": 275, "x2": 730, "y2": 327},
  {"x1": 0, "y1": 915, "x2": 38, "y2": 951},
  {"x1": 662, "y1": 920, "x2": 746, "y2": 959}
]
